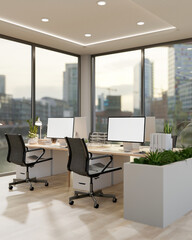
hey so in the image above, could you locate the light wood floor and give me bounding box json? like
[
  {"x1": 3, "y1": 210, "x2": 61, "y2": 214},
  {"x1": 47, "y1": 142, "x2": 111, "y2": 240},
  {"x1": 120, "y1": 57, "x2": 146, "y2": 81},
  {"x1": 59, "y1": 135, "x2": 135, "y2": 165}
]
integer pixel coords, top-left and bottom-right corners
[{"x1": 1, "y1": 174, "x2": 192, "y2": 240}]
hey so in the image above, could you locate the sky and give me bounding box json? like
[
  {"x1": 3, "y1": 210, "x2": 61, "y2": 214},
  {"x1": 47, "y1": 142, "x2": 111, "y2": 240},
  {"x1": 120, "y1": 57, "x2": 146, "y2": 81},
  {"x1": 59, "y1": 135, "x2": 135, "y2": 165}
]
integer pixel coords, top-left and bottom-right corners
[{"x1": 0, "y1": 38, "x2": 77, "y2": 100}]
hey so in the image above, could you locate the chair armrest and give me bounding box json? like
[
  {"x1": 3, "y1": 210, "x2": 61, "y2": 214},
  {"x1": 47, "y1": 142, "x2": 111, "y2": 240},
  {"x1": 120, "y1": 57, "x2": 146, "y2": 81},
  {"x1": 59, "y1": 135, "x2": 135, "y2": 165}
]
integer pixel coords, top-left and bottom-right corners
[
  {"x1": 90, "y1": 154, "x2": 113, "y2": 173},
  {"x1": 90, "y1": 154, "x2": 113, "y2": 161},
  {"x1": 26, "y1": 147, "x2": 45, "y2": 163},
  {"x1": 88, "y1": 152, "x2": 93, "y2": 158},
  {"x1": 26, "y1": 147, "x2": 45, "y2": 153}
]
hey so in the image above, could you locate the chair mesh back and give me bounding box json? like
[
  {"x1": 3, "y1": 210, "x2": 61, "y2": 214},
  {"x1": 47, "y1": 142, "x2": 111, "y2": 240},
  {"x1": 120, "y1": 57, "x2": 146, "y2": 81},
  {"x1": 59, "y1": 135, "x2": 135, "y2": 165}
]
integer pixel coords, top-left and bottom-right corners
[
  {"x1": 5, "y1": 134, "x2": 26, "y2": 166},
  {"x1": 66, "y1": 137, "x2": 89, "y2": 176}
]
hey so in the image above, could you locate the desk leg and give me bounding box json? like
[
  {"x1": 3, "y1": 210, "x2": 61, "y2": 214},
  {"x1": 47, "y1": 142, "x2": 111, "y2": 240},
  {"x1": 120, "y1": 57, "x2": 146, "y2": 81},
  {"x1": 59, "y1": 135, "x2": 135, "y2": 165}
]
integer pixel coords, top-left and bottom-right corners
[
  {"x1": 68, "y1": 171, "x2": 70, "y2": 187},
  {"x1": 50, "y1": 150, "x2": 53, "y2": 175}
]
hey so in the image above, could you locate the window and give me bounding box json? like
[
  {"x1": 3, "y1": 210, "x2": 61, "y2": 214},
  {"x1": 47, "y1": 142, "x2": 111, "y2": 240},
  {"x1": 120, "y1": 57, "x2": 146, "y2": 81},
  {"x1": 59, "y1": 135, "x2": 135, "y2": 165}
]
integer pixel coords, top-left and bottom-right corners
[
  {"x1": 0, "y1": 38, "x2": 31, "y2": 173},
  {"x1": 0, "y1": 39, "x2": 79, "y2": 175},
  {"x1": 94, "y1": 50, "x2": 142, "y2": 132},
  {"x1": 145, "y1": 43, "x2": 192, "y2": 146},
  {"x1": 35, "y1": 47, "x2": 79, "y2": 138}
]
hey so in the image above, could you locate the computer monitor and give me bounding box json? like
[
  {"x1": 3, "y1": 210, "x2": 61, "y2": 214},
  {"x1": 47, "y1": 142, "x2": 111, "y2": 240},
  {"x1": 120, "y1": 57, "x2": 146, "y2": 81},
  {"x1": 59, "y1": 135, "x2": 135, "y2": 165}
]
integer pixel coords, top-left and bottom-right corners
[
  {"x1": 73, "y1": 117, "x2": 88, "y2": 139},
  {"x1": 107, "y1": 116, "x2": 145, "y2": 143},
  {"x1": 47, "y1": 118, "x2": 74, "y2": 143}
]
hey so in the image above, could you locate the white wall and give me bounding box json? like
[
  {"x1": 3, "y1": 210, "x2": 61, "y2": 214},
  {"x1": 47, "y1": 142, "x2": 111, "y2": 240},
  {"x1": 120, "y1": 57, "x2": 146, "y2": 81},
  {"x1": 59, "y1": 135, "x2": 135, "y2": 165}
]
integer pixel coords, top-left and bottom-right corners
[{"x1": 80, "y1": 55, "x2": 92, "y2": 133}]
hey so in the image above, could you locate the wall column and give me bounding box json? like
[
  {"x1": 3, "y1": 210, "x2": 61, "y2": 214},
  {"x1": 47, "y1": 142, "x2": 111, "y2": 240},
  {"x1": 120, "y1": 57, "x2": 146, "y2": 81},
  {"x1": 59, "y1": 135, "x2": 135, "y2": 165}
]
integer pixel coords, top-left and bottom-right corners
[{"x1": 80, "y1": 55, "x2": 92, "y2": 133}]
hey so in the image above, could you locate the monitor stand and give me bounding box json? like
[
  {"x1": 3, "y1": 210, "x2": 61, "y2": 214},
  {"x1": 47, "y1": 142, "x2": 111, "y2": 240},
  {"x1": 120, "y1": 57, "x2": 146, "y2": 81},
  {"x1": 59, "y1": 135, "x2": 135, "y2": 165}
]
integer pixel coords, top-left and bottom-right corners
[
  {"x1": 123, "y1": 142, "x2": 133, "y2": 152},
  {"x1": 123, "y1": 142, "x2": 141, "y2": 152}
]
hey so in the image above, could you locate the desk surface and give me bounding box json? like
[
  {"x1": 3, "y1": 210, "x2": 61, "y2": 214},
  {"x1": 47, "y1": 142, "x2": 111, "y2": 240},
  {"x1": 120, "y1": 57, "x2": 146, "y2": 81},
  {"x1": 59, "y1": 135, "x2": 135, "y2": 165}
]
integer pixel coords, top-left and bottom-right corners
[{"x1": 26, "y1": 143, "x2": 147, "y2": 157}]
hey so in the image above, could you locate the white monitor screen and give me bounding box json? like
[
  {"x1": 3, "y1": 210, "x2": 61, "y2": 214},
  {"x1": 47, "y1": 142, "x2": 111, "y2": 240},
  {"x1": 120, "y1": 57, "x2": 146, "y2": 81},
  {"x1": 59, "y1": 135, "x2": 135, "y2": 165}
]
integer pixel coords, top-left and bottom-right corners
[
  {"x1": 107, "y1": 117, "x2": 145, "y2": 143},
  {"x1": 73, "y1": 117, "x2": 88, "y2": 139},
  {"x1": 47, "y1": 118, "x2": 74, "y2": 139}
]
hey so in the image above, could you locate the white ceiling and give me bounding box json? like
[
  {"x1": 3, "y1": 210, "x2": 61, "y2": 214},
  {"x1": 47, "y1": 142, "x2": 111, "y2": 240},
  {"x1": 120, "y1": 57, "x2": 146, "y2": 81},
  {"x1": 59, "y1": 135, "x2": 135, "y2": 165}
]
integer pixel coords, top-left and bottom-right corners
[{"x1": 0, "y1": 0, "x2": 191, "y2": 55}]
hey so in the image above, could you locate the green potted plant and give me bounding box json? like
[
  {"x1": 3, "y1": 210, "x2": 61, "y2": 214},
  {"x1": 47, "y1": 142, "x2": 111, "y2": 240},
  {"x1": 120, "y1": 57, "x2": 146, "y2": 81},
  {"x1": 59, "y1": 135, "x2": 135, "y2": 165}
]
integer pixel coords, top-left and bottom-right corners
[
  {"x1": 163, "y1": 121, "x2": 172, "y2": 134},
  {"x1": 27, "y1": 117, "x2": 38, "y2": 144}
]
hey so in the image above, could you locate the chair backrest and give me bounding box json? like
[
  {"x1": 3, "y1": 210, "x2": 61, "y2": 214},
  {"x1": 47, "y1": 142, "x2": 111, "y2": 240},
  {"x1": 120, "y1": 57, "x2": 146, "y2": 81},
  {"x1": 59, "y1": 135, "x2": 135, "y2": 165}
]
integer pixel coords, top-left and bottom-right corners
[
  {"x1": 65, "y1": 137, "x2": 89, "y2": 176},
  {"x1": 5, "y1": 134, "x2": 26, "y2": 166}
]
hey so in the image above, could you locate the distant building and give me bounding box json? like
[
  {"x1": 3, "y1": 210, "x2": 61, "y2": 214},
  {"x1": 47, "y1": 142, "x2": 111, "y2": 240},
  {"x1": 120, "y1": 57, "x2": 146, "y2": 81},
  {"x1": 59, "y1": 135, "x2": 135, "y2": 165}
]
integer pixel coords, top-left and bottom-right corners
[
  {"x1": 95, "y1": 94, "x2": 132, "y2": 131},
  {"x1": 104, "y1": 95, "x2": 121, "y2": 111},
  {"x1": 134, "y1": 59, "x2": 153, "y2": 115},
  {"x1": 63, "y1": 63, "x2": 78, "y2": 116},
  {"x1": 97, "y1": 93, "x2": 105, "y2": 111},
  {"x1": 36, "y1": 97, "x2": 73, "y2": 123},
  {"x1": 151, "y1": 91, "x2": 168, "y2": 120},
  {"x1": 168, "y1": 44, "x2": 192, "y2": 122},
  {"x1": 0, "y1": 75, "x2": 6, "y2": 94}
]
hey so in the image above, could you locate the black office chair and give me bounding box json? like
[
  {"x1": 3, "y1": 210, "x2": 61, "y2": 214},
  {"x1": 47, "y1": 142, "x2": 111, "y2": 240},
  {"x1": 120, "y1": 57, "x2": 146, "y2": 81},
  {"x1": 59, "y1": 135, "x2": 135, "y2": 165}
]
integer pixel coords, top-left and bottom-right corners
[
  {"x1": 65, "y1": 137, "x2": 122, "y2": 208},
  {"x1": 5, "y1": 133, "x2": 52, "y2": 191}
]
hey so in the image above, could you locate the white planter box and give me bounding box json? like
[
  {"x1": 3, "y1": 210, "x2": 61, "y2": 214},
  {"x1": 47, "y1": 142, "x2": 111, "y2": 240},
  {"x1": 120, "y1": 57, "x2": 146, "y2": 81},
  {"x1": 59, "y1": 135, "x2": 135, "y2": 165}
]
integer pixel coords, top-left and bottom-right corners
[{"x1": 124, "y1": 158, "x2": 192, "y2": 228}]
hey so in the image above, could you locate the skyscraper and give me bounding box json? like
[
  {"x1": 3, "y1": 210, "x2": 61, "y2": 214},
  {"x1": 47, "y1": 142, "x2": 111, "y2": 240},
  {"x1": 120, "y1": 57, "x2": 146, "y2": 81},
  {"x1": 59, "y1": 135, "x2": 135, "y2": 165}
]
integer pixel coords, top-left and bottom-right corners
[
  {"x1": 134, "y1": 59, "x2": 153, "y2": 115},
  {"x1": 0, "y1": 75, "x2": 6, "y2": 94},
  {"x1": 168, "y1": 44, "x2": 192, "y2": 122},
  {"x1": 63, "y1": 63, "x2": 78, "y2": 116}
]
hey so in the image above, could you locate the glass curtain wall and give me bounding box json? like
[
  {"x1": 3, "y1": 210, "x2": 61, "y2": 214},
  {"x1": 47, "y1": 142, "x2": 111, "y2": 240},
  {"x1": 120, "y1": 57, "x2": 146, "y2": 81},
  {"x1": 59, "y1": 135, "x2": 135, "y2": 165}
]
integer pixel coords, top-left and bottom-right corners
[
  {"x1": 0, "y1": 40, "x2": 79, "y2": 175},
  {"x1": 35, "y1": 47, "x2": 79, "y2": 138},
  {"x1": 145, "y1": 43, "x2": 192, "y2": 146},
  {"x1": 0, "y1": 38, "x2": 31, "y2": 173},
  {"x1": 94, "y1": 42, "x2": 192, "y2": 146},
  {"x1": 95, "y1": 50, "x2": 142, "y2": 132}
]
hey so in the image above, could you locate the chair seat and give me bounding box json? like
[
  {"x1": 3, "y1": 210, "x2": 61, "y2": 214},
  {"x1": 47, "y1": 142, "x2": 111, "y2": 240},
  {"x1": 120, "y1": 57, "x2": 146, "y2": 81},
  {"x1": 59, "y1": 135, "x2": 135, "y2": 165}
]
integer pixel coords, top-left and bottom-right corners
[
  {"x1": 26, "y1": 155, "x2": 39, "y2": 162},
  {"x1": 26, "y1": 155, "x2": 50, "y2": 166},
  {"x1": 88, "y1": 163, "x2": 121, "y2": 176}
]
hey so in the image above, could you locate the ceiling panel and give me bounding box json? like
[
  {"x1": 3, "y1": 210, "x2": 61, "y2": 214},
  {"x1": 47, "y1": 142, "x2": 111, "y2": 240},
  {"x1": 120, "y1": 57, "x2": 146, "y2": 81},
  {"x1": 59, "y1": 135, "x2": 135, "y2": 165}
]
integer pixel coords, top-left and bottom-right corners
[{"x1": 0, "y1": 0, "x2": 191, "y2": 54}]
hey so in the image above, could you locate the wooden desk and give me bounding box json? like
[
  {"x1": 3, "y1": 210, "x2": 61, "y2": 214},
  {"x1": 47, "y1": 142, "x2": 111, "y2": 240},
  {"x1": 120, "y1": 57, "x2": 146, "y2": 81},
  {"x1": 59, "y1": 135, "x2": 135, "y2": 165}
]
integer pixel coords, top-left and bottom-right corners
[
  {"x1": 26, "y1": 143, "x2": 146, "y2": 156},
  {"x1": 25, "y1": 143, "x2": 146, "y2": 187}
]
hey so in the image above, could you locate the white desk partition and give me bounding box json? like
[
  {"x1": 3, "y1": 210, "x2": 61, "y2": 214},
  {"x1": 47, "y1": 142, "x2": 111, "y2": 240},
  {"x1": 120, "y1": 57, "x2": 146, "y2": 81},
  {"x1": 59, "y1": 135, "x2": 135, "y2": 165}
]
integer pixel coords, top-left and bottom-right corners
[{"x1": 74, "y1": 117, "x2": 88, "y2": 139}]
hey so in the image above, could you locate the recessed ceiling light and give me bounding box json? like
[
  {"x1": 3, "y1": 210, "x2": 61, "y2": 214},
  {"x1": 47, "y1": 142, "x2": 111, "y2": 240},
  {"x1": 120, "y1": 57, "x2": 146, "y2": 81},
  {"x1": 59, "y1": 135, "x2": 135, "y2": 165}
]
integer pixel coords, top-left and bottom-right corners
[
  {"x1": 85, "y1": 33, "x2": 92, "y2": 37},
  {"x1": 187, "y1": 47, "x2": 192, "y2": 50},
  {"x1": 41, "y1": 18, "x2": 49, "y2": 22},
  {"x1": 137, "y1": 21, "x2": 144, "y2": 26},
  {"x1": 97, "y1": 1, "x2": 106, "y2": 6}
]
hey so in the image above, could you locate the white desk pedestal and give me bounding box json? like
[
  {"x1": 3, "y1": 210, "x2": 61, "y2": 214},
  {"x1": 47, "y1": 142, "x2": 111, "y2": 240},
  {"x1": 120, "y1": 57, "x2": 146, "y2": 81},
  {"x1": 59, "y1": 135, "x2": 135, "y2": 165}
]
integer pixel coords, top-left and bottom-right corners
[{"x1": 16, "y1": 150, "x2": 52, "y2": 179}]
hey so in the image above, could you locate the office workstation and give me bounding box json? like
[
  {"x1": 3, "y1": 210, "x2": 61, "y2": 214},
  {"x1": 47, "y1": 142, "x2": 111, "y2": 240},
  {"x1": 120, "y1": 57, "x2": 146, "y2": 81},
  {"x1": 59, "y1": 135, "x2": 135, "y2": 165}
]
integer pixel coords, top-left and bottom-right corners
[
  {"x1": 0, "y1": 1, "x2": 192, "y2": 239},
  {"x1": 21, "y1": 116, "x2": 147, "y2": 189}
]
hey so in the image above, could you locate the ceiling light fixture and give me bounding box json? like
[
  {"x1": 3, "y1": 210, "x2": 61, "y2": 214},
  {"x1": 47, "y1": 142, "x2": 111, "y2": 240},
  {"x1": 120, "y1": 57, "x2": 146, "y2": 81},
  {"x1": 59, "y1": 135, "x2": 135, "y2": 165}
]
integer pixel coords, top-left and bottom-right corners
[
  {"x1": 97, "y1": 1, "x2": 106, "y2": 6},
  {"x1": 137, "y1": 21, "x2": 144, "y2": 26},
  {"x1": 85, "y1": 33, "x2": 92, "y2": 37},
  {"x1": 41, "y1": 18, "x2": 49, "y2": 22}
]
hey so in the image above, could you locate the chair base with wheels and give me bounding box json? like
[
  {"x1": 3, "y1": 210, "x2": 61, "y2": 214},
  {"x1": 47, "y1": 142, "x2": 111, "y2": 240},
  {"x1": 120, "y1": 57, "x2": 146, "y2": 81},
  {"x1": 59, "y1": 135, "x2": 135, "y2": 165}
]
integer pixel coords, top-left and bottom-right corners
[
  {"x1": 5, "y1": 133, "x2": 52, "y2": 191},
  {"x1": 69, "y1": 175, "x2": 117, "y2": 208},
  {"x1": 9, "y1": 164, "x2": 49, "y2": 191}
]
